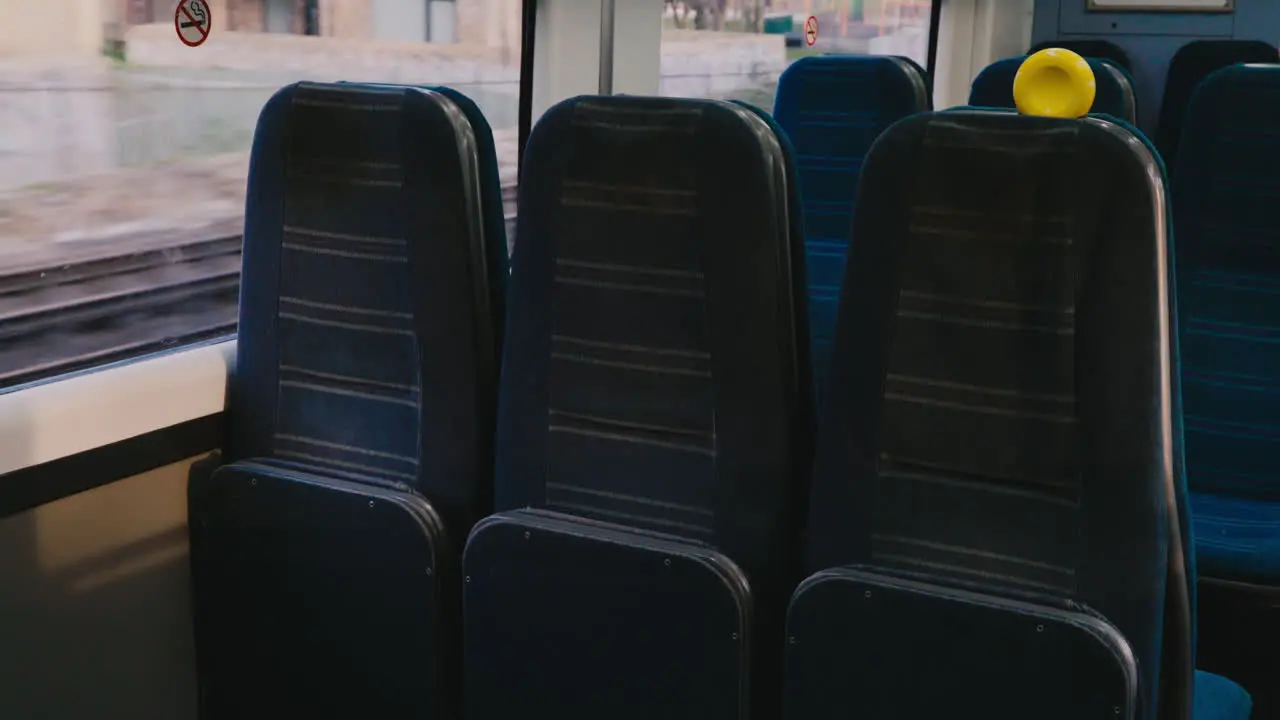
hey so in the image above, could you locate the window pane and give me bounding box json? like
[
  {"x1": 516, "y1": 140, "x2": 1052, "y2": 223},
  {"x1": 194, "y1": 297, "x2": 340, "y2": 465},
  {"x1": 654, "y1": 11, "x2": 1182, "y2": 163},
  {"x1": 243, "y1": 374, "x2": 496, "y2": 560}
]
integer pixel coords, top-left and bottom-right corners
[
  {"x1": 659, "y1": 0, "x2": 934, "y2": 108},
  {"x1": 0, "y1": 0, "x2": 521, "y2": 390}
]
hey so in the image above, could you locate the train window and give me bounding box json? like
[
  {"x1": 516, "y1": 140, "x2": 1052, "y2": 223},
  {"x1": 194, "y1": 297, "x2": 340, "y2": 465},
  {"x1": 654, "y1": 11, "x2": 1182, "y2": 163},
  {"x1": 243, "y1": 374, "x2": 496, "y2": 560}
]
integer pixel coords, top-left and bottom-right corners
[
  {"x1": 0, "y1": 0, "x2": 521, "y2": 392},
  {"x1": 658, "y1": 0, "x2": 935, "y2": 108}
]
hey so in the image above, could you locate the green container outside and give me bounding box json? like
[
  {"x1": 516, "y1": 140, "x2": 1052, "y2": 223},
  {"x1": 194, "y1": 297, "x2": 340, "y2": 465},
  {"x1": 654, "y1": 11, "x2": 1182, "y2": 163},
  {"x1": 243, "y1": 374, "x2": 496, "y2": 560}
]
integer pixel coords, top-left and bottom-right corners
[{"x1": 763, "y1": 14, "x2": 793, "y2": 34}]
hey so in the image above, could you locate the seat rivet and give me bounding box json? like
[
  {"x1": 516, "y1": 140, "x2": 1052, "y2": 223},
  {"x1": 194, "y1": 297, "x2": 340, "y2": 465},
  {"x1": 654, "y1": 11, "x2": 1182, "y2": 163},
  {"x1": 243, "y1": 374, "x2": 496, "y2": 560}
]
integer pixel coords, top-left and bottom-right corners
[
  {"x1": 1036, "y1": 624, "x2": 1045, "y2": 632},
  {"x1": 664, "y1": 558, "x2": 672, "y2": 567},
  {"x1": 524, "y1": 531, "x2": 530, "y2": 539}
]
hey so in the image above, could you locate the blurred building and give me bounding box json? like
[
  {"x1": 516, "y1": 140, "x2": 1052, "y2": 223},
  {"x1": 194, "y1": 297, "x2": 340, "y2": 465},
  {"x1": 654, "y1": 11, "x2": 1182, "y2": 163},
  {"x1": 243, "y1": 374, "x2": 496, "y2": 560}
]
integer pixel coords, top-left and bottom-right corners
[
  {"x1": 114, "y1": 0, "x2": 519, "y2": 47},
  {"x1": 0, "y1": 0, "x2": 108, "y2": 57}
]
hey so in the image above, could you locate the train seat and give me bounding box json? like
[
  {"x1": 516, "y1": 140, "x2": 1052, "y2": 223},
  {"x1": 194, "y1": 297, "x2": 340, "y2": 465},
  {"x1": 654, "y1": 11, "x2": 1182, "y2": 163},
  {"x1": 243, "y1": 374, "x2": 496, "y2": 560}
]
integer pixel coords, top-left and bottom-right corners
[
  {"x1": 1172, "y1": 63, "x2": 1280, "y2": 588},
  {"x1": 969, "y1": 55, "x2": 1138, "y2": 123},
  {"x1": 1030, "y1": 38, "x2": 1133, "y2": 72},
  {"x1": 187, "y1": 81, "x2": 508, "y2": 719},
  {"x1": 1156, "y1": 40, "x2": 1279, "y2": 170},
  {"x1": 782, "y1": 109, "x2": 1250, "y2": 720},
  {"x1": 463, "y1": 95, "x2": 813, "y2": 720},
  {"x1": 772, "y1": 54, "x2": 931, "y2": 402}
]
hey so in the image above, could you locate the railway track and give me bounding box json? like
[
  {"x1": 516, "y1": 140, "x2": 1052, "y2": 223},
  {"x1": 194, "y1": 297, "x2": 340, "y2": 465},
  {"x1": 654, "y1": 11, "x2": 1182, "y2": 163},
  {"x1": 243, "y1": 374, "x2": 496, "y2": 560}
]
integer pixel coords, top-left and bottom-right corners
[{"x1": 0, "y1": 183, "x2": 518, "y2": 389}]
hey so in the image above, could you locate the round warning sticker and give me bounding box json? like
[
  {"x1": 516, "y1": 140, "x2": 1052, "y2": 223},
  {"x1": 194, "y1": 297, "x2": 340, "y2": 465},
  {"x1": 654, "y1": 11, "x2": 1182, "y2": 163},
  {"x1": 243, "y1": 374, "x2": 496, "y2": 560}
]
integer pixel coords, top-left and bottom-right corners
[
  {"x1": 175, "y1": 0, "x2": 212, "y2": 47},
  {"x1": 804, "y1": 16, "x2": 818, "y2": 47}
]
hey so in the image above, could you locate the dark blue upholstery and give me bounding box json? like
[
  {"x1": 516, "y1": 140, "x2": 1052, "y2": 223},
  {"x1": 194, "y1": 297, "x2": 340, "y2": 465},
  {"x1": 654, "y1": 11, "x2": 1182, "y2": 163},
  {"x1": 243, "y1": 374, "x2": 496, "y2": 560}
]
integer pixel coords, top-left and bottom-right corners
[
  {"x1": 1156, "y1": 40, "x2": 1279, "y2": 172},
  {"x1": 772, "y1": 54, "x2": 929, "y2": 403},
  {"x1": 788, "y1": 110, "x2": 1193, "y2": 720},
  {"x1": 465, "y1": 95, "x2": 812, "y2": 720},
  {"x1": 1192, "y1": 495, "x2": 1280, "y2": 580},
  {"x1": 1101, "y1": 104, "x2": 1254, "y2": 720},
  {"x1": 1172, "y1": 63, "x2": 1280, "y2": 586},
  {"x1": 901, "y1": 103, "x2": 1209, "y2": 696},
  {"x1": 1102, "y1": 112, "x2": 1204, "y2": 715},
  {"x1": 230, "y1": 81, "x2": 507, "y2": 535},
  {"x1": 1195, "y1": 669, "x2": 1255, "y2": 720},
  {"x1": 340, "y1": 82, "x2": 510, "y2": 306},
  {"x1": 969, "y1": 56, "x2": 1138, "y2": 123},
  {"x1": 1030, "y1": 38, "x2": 1132, "y2": 72},
  {"x1": 189, "y1": 81, "x2": 508, "y2": 719}
]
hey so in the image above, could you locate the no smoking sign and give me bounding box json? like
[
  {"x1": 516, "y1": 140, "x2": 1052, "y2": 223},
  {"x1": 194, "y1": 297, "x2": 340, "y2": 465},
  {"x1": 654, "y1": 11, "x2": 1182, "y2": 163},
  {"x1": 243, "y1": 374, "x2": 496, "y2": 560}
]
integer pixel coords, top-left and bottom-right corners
[
  {"x1": 175, "y1": 0, "x2": 211, "y2": 47},
  {"x1": 804, "y1": 16, "x2": 818, "y2": 47}
]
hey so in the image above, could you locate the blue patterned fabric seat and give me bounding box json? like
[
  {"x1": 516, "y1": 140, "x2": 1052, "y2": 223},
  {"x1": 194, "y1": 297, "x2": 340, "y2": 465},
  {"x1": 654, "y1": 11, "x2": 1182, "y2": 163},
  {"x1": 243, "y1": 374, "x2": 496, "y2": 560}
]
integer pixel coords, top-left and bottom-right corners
[
  {"x1": 463, "y1": 94, "x2": 813, "y2": 720},
  {"x1": 1156, "y1": 40, "x2": 1278, "y2": 171},
  {"x1": 187, "y1": 81, "x2": 508, "y2": 720},
  {"x1": 1172, "y1": 63, "x2": 1280, "y2": 587},
  {"x1": 773, "y1": 55, "x2": 930, "y2": 402},
  {"x1": 784, "y1": 108, "x2": 1250, "y2": 720}
]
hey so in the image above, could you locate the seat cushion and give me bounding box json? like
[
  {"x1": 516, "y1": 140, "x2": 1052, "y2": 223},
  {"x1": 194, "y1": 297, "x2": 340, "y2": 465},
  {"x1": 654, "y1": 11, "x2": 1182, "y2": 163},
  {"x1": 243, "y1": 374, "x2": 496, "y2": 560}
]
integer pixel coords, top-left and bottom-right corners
[
  {"x1": 1194, "y1": 669, "x2": 1253, "y2": 720},
  {"x1": 1191, "y1": 492, "x2": 1280, "y2": 583}
]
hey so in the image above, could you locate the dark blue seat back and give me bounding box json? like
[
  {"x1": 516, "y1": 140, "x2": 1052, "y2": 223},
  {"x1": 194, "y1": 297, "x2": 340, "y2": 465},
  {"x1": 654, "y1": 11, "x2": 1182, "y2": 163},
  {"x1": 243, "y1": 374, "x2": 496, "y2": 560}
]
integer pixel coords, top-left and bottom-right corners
[
  {"x1": 969, "y1": 56, "x2": 1138, "y2": 123},
  {"x1": 466, "y1": 94, "x2": 811, "y2": 719},
  {"x1": 772, "y1": 54, "x2": 930, "y2": 402},
  {"x1": 1030, "y1": 38, "x2": 1133, "y2": 71},
  {"x1": 494, "y1": 94, "x2": 813, "y2": 586},
  {"x1": 230, "y1": 81, "x2": 508, "y2": 535},
  {"x1": 806, "y1": 110, "x2": 1177, "y2": 720},
  {"x1": 1156, "y1": 40, "x2": 1279, "y2": 171},
  {"x1": 1172, "y1": 63, "x2": 1280, "y2": 585}
]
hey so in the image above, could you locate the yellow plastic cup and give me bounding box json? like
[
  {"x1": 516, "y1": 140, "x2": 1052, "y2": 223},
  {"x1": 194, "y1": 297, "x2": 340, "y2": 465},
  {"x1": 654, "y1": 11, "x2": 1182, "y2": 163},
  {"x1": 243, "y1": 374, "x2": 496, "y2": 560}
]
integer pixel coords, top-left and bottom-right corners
[{"x1": 1013, "y1": 48, "x2": 1097, "y2": 119}]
